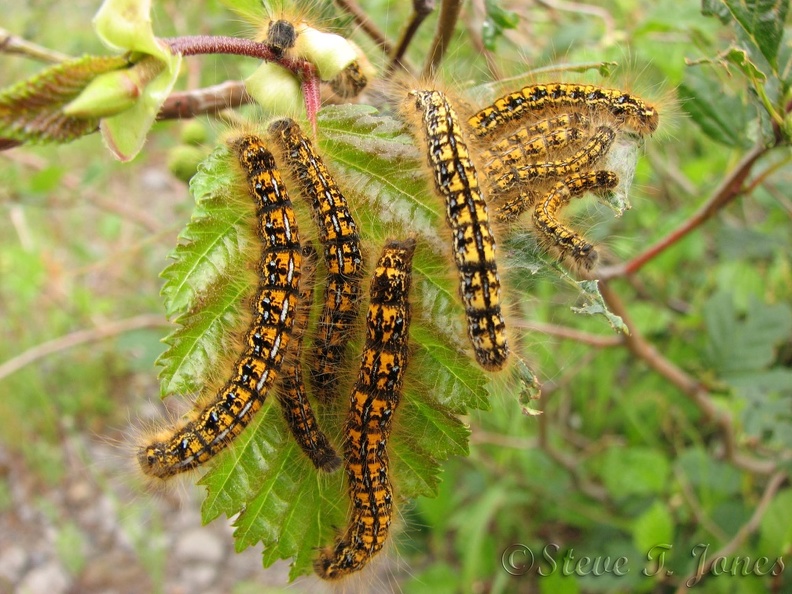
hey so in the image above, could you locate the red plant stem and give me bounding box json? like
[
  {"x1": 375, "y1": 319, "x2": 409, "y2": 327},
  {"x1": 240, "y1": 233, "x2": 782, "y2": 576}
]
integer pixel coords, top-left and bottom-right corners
[
  {"x1": 163, "y1": 36, "x2": 318, "y2": 80},
  {"x1": 598, "y1": 142, "x2": 768, "y2": 280}
]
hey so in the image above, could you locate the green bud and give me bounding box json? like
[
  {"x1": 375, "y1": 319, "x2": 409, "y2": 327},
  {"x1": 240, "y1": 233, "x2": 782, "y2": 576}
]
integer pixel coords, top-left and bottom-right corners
[
  {"x1": 180, "y1": 120, "x2": 208, "y2": 146},
  {"x1": 167, "y1": 144, "x2": 206, "y2": 183},
  {"x1": 64, "y1": 57, "x2": 164, "y2": 118},
  {"x1": 245, "y1": 62, "x2": 305, "y2": 118},
  {"x1": 294, "y1": 26, "x2": 357, "y2": 81}
]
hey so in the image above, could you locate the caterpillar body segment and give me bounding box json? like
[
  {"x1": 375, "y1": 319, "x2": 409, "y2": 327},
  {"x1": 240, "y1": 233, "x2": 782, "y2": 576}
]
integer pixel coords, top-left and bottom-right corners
[
  {"x1": 469, "y1": 83, "x2": 659, "y2": 139},
  {"x1": 330, "y1": 60, "x2": 369, "y2": 98},
  {"x1": 492, "y1": 126, "x2": 616, "y2": 194},
  {"x1": 268, "y1": 118, "x2": 365, "y2": 403},
  {"x1": 482, "y1": 125, "x2": 588, "y2": 183},
  {"x1": 138, "y1": 135, "x2": 302, "y2": 479},
  {"x1": 314, "y1": 239, "x2": 416, "y2": 580},
  {"x1": 407, "y1": 89, "x2": 509, "y2": 371},
  {"x1": 276, "y1": 244, "x2": 341, "y2": 472},
  {"x1": 533, "y1": 170, "x2": 620, "y2": 269}
]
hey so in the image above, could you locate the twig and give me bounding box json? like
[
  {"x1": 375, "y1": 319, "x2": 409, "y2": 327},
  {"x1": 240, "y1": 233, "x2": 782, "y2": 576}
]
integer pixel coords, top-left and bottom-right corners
[
  {"x1": 598, "y1": 142, "x2": 767, "y2": 280},
  {"x1": 0, "y1": 28, "x2": 71, "y2": 63},
  {"x1": 510, "y1": 319, "x2": 621, "y2": 347},
  {"x1": 675, "y1": 471, "x2": 788, "y2": 593},
  {"x1": 157, "y1": 80, "x2": 251, "y2": 120},
  {"x1": 389, "y1": 0, "x2": 436, "y2": 73},
  {"x1": 597, "y1": 281, "x2": 777, "y2": 475},
  {"x1": 0, "y1": 315, "x2": 169, "y2": 381},
  {"x1": 422, "y1": 0, "x2": 463, "y2": 78},
  {"x1": 334, "y1": 0, "x2": 394, "y2": 54}
]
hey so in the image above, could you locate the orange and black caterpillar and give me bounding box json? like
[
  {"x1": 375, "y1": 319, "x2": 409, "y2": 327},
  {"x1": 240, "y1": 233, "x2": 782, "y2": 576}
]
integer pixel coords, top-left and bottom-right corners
[
  {"x1": 490, "y1": 125, "x2": 616, "y2": 194},
  {"x1": 276, "y1": 244, "x2": 341, "y2": 472},
  {"x1": 468, "y1": 83, "x2": 659, "y2": 139},
  {"x1": 269, "y1": 118, "x2": 365, "y2": 403},
  {"x1": 407, "y1": 89, "x2": 509, "y2": 371},
  {"x1": 314, "y1": 238, "x2": 416, "y2": 580},
  {"x1": 138, "y1": 134, "x2": 303, "y2": 479},
  {"x1": 532, "y1": 170, "x2": 620, "y2": 269}
]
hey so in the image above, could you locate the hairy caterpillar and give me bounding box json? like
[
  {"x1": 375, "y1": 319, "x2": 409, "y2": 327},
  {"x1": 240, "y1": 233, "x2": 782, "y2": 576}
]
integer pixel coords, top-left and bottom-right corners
[
  {"x1": 268, "y1": 118, "x2": 365, "y2": 403},
  {"x1": 262, "y1": 15, "x2": 369, "y2": 97},
  {"x1": 276, "y1": 243, "x2": 341, "y2": 472},
  {"x1": 531, "y1": 170, "x2": 621, "y2": 269},
  {"x1": 406, "y1": 89, "x2": 509, "y2": 371},
  {"x1": 314, "y1": 238, "x2": 416, "y2": 580},
  {"x1": 137, "y1": 134, "x2": 303, "y2": 479},
  {"x1": 479, "y1": 112, "x2": 591, "y2": 162},
  {"x1": 468, "y1": 83, "x2": 659, "y2": 139},
  {"x1": 482, "y1": 125, "x2": 588, "y2": 183},
  {"x1": 490, "y1": 125, "x2": 616, "y2": 194}
]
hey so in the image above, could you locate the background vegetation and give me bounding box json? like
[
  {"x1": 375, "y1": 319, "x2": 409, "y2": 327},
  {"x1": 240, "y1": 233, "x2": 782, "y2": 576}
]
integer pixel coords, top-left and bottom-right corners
[{"x1": 1, "y1": 1, "x2": 790, "y2": 593}]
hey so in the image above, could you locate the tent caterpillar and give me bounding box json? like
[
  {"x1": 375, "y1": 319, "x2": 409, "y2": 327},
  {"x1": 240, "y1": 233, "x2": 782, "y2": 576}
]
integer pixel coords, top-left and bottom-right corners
[
  {"x1": 406, "y1": 89, "x2": 509, "y2": 371},
  {"x1": 532, "y1": 170, "x2": 620, "y2": 269},
  {"x1": 314, "y1": 238, "x2": 416, "y2": 580},
  {"x1": 468, "y1": 83, "x2": 659, "y2": 139},
  {"x1": 268, "y1": 118, "x2": 366, "y2": 403},
  {"x1": 138, "y1": 134, "x2": 303, "y2": 479},
  {"x1": 276, "y1": 243, "x2": 342, "y2": 472}
]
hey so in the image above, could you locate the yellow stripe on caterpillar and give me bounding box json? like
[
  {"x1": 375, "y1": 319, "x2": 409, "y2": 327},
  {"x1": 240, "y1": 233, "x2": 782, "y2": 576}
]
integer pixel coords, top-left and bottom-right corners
[
  {"x1": 406, "y1": 89, "x2": 509, "y2": 371},
  {"x1": 314, "y1": 238, "x2": 416, "y2": 580},
  {"x1": 138, "y1": 134, "x2": 303, "y2": 479}
]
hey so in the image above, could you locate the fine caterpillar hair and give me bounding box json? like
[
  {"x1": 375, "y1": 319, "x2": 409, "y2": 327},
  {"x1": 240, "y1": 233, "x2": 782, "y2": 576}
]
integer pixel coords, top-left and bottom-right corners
[
  {"x1": 403, "y1": 88, "x2": 509, "y2": 371},
  {"x1": 489, "y1": 125, "x2": 617, "y2": 195},
  {"x1": 137, "y1": 134, "x2": 303, "y2": 479},
  {"x1": 481, "y1": 124, "x2": 589, "y2": 183},
  {"x1": 268, "y1": 117, "x2": 366, "y2": 405},
  {"x1": 314, "y1": 237, "x2": 416, "y2": 580},
  {"x1": 532, "y1": 170, "x2": 621, "y2": 270},
  {"x1": 276, "y1": 242, "x2": 342, "y2": 472},
  {"x1": 478, "y1": 112, "x2": 592, "y2": 165},
  {"x1": 467, "y1": 82, "x2": 659, "y2": 140}
]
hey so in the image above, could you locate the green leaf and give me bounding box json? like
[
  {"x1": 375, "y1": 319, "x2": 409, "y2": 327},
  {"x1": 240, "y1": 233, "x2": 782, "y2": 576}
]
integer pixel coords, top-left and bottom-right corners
[
  {"x1": 702, "y1": 0, "x2": 734, "y2": 23},
  {"x1": 704, "y1": 291, "x2": 792, "y2": 375},
  {"x1": 482, "y1": 0, "x2": 520, "y2": 51},
  {"x1": 0, "y1": 55, "x2": 127, "y2": 143},
  {"x1": 99, "y1": 52, "x2": 182, "y2": 161},
  {"x1": 679, "y1": 71, "x2": 752, "y2": 148},
  {"x1": 759, "y1": 488, "x2": 792, "y2": 556},
  {"x1": 633, "y1": 501, "x2": 674, "y2": 553},
  {"x1": 723, "y1": 0, "x2": 789, "y2": 70},
  {"x1": 94, "y1": 0, "x2": 170, "y2": 61},
  {"x1": 157, "y1": 145, "x2": 255, "y2": 396},
  {"x1": 598, "y1": 447, "x2": 671, "y2": 498},
  {"x1": 723, "y1": 47, "x2": 768, "y2": 81},
  {"x1": 93, "y1": 0, "x2": 183, "y2": 160}
]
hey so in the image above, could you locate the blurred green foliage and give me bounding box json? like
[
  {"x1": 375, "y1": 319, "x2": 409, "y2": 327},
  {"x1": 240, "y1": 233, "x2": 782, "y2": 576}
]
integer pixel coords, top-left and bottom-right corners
[{"x1": 1, "y1": 0, "x2": 790, "y2": 593}]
